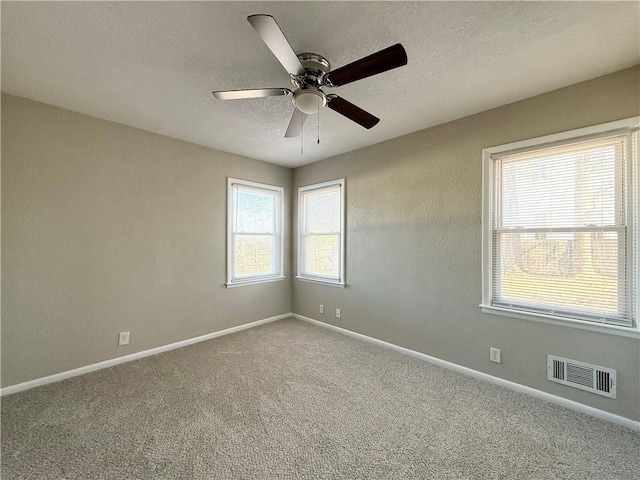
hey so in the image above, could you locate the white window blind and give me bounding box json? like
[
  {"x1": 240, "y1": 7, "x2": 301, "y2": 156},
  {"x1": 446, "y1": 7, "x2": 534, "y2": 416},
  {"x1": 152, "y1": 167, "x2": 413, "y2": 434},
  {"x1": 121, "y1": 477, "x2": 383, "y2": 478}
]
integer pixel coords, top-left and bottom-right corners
[
  {"x1": 298, "y1": 179, "x2": 345, "y2": 285},
  {"x1": 227, "y1": 178, "x2": 283, "y2": 286},
  {"x1": 483, "y1": 120, "x2": 638, "y2": 329}
]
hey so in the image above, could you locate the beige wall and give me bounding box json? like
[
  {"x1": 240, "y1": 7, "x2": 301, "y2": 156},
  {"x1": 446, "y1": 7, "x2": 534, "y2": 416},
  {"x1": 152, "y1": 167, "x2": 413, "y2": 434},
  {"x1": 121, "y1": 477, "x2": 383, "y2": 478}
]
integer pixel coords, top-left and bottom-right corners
[
  {"x1": 292, "y1": 67, "x2": 640, "y2": 421},
  {"x1": 1, "y1": 94, "x2": 292, "y2": 387}
]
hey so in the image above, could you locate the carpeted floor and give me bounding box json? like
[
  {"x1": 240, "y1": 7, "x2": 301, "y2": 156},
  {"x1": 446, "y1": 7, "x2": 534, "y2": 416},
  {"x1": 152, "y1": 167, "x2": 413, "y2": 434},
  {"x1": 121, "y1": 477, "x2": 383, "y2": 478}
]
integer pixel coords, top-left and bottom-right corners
[{"x1": 1, "y1": 318, "x2": 639, "y2": 479}]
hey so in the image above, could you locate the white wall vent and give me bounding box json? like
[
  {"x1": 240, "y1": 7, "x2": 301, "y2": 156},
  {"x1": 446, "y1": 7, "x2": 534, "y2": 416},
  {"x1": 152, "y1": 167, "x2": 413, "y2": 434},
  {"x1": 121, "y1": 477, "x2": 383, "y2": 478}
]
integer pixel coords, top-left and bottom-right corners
[{"x1": 547, "y1": 355, "x2": 616, "y2": 399}]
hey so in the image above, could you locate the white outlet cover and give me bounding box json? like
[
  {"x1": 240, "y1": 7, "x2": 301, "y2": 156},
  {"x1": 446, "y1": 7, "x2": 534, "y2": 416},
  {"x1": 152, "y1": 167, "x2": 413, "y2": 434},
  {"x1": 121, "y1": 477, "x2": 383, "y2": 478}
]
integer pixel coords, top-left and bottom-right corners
[
  {"x1": 490, "y1": 347, "x2": 501, "y2": 363},
  {"x1": 119, "y1": 331, "x2": 130, "y2": 346},
  {"x1": 336, "y1": 309, "x2": 341, "y2": 318}
]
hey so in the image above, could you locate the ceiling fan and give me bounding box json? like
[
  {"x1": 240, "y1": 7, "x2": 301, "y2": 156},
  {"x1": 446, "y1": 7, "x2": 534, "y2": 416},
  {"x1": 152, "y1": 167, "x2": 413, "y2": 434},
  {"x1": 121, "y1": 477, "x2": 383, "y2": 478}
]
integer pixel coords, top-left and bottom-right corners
[{"x1": 212, "y1": 14, "x2": 408, "y2": 138}]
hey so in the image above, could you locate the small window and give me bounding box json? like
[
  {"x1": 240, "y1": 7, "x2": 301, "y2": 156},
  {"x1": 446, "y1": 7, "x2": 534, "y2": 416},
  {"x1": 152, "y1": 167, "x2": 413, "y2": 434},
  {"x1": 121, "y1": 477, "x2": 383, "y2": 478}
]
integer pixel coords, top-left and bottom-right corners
[
  {"x1": 482, "y1": 118, "x2": 638, "y2": 329},
  {"x1": 297, "y1": 179, "x2": 345, "y2": 286},
  {"x1": 227, "y1": 178, "x2": 284, "y2": 286}
]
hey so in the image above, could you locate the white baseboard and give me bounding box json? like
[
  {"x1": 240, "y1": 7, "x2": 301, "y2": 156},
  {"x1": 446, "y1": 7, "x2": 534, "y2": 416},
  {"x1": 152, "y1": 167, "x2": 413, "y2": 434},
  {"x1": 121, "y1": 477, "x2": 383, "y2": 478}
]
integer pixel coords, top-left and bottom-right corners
[
  {"x1": 0, "y1": 313, "x2": 292, "y2": 397},
  {"x1": 292, "y1": 313, "x2": 640, "y2": 432}
]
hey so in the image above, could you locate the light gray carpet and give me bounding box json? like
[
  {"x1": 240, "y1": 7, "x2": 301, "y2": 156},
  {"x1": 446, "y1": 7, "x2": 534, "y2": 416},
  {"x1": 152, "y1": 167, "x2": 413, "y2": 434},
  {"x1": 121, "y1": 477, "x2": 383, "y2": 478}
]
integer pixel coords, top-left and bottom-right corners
[{"x1": 1, "y1": 318, "x2": 639, "y2": 479}]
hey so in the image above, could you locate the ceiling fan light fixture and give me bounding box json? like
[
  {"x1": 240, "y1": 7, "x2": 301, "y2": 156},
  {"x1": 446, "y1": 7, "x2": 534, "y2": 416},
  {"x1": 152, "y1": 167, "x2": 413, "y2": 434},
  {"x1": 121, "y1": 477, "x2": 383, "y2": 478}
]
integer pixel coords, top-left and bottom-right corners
[
  {"x1": 293, "y1": 88, "x2": 326, "y2": 115},
  {"x1": 212, "y1": 15, "x2": 408, "y2": 136}
]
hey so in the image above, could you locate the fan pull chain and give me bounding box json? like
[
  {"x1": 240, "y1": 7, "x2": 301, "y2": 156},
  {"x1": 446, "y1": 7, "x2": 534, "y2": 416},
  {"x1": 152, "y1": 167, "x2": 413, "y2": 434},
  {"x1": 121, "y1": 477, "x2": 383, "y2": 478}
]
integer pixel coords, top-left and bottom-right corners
[
  {"x1": 317, "y1": 96, "x2": 321, "y2": 144},
  {"x1": 300, "y1": 111, "x2": 304, "y2": 155}
]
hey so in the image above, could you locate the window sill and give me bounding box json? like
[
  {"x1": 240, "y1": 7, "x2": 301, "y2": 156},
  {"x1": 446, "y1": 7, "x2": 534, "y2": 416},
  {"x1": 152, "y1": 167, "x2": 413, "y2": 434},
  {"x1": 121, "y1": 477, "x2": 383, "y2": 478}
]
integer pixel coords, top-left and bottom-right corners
[
  {"x1": 226, "y1": 276, "x2": 285, "y2": 288},
  {"x1": 295, "y1": 276, "x2": 345, "y2": 288},
  {"x1": 480, "y1": 304, "x2": 639, "y2": 339}
]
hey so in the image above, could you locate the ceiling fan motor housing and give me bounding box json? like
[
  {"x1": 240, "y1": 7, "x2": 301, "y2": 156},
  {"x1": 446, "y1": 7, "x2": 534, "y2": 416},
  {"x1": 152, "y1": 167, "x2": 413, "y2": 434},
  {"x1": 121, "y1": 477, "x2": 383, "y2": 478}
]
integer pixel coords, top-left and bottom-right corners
[{"x1": 293, "y1": 52, "x2": 331, "y2": 87}]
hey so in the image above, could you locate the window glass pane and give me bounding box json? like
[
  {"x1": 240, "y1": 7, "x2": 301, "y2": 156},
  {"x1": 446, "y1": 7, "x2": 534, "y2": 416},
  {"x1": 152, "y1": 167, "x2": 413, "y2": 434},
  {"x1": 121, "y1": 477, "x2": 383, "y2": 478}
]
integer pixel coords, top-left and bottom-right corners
[
  {"x1": 227, "y1": 179, "x2": 282, "y2": 285},
  {"x1": 234, "y1": 235, "x2": 276, "y2": 277},
  {"x1": 305, "y1": 188, "x2": 340, "y2": 233},
  {"x1": 501, "y1": 143, "x2": 619, "y2": 229},
  {"x1": 495, "y1": 231, "x2": 620, "y2": 317},
  {"x1": 304, "y1": 234, "x2": 340, "y2": 277},
  {"x1": 489, "y1": 132, "x2": 632, "y2": 325},
  {"x1": 235, "y1": 189, "x2": 275, "y2": 234},
  {"x1": 298, "y1": 180, "x2": 344, "y2": 283}
]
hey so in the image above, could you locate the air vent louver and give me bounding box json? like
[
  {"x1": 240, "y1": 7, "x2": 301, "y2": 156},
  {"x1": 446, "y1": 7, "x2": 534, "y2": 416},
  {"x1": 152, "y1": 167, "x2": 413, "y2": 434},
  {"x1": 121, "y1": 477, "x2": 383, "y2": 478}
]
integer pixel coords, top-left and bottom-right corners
[
  {"x1": 552, "y1": 358, "x2": 565, "y2": 381},
  {"x1": 547, "y1": 355, "x2": 616, "y2": 398}
]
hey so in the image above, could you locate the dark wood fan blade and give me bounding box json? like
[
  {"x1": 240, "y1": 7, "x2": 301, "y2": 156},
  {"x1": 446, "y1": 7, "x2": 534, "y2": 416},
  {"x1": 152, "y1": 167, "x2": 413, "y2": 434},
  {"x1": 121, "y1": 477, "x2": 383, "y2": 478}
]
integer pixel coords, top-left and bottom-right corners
[
  {"x1": 212, "y1": 88, "x2": 291, "y2": 100},
  {"x1": 326, "y1": 95, "x2": 380, "y2": 129},
  {"x1": 323, "y1": 44, "x2": 407, "y2": 87},
  {"x1": 247, "y1": 15, "x2": 305, "y2": 76},
  {"x1": 284, "y1": 108, "x2": 308, "y2": 137}
]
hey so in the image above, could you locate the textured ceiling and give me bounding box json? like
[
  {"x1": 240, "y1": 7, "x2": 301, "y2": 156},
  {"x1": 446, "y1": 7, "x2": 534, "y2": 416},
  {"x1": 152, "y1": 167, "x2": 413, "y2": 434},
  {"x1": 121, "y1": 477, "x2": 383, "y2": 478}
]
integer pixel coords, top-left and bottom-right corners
[{"x1": 2, "y1": 1, "x2": 639, "y2": 167}]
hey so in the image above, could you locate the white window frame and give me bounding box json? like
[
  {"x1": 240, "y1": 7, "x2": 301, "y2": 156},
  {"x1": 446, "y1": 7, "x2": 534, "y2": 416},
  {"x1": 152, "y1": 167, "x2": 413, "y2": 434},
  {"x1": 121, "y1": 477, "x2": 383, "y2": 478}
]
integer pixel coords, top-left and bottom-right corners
[
  {"x1": 296, "y1": 179, "x2": 346, "y2": 287},
  {"x1": 227, "y1": 178, "x2": 284, "y2": 287},
  {"x1": 481, "y1": 117, "x2": 639, "y2": 338}
]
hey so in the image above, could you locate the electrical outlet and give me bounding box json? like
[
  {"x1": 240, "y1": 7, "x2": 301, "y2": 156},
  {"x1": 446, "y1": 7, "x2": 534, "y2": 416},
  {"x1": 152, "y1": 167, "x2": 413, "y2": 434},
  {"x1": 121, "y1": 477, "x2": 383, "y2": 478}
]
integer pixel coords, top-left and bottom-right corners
[
  {"x1": 490, "y1": 347, "x2": 501, "y2": 363},
  {"x1": 336, "y1": 308, "x2": 341, "y2": 319},
  {"x1": 119, "y1": 331, "x2": 130, "y2": 346},
  {"x1": 320, "y1": 304, "x2": 324, "y2": 314}
]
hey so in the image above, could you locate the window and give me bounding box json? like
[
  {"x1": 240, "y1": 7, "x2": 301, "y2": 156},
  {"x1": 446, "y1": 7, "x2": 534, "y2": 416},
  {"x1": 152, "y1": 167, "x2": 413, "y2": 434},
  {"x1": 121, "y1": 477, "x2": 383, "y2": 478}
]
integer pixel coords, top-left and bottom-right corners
[
  {"x1": 297, "y1": 179, "x2": 345, "y2": 286},
  {"x1": 482, "y1": 118, "x2": 638, "y2": 330},
  {"x1": 227, "y1": 178, "x2": 284, "y2": 286}
]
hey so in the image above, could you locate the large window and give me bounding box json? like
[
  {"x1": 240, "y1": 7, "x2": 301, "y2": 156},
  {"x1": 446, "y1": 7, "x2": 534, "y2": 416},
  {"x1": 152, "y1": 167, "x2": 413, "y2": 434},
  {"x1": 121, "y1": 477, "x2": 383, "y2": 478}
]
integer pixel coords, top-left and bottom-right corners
[
  {"x1": 482, "y1": 118, "x2": 638, "y2": 330},
  {"x1": 297, "y1": 179, "x2": 345, "y2": 286},
  {"x1": 227, "y1": 178, "x2": 284, "y2": 286}
]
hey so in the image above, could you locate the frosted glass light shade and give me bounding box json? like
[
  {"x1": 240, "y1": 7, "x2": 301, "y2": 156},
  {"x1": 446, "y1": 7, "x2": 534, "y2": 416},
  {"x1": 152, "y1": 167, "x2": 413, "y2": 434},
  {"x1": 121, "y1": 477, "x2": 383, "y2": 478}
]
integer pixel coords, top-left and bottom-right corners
[{"x1": 293, "y1": 88, "x2": 326, "y2": 114}]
